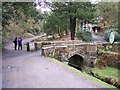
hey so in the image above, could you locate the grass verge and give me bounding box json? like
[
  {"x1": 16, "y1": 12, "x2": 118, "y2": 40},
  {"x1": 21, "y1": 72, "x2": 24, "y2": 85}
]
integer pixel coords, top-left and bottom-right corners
[
  {"x1": 47, "y1": 57, "x2": 118, "y2": 90},
  {"x1": 91, "y1": 67, "x2": 120, "y2": 89},
  {"x1": 91, "y1": 67, "x2": 119, "y2": 80}
]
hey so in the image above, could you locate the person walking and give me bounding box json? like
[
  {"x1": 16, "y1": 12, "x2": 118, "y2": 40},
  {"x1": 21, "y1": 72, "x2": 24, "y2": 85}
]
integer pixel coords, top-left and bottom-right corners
[
  {"x1": 18, "y1": 37, "x2": 22, "y2": 50},
  {"x1": 87, "y1": 21, "x2": 93, "y2": 32},
  {"x1": 13, "y1": 37, "x2": 17, "y2": 50}
]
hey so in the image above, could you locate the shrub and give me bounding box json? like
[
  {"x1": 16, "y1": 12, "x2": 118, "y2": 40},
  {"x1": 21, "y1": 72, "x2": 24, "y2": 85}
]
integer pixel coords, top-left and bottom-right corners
[
  {"x1": 76, "y1": 30, "x2": 92, "y2": 42},
  {"x1": 104, "y1": 29, "x2": 120, "y2": 42},
  {"x1": 114, "y1": 31, "x2": 120, "y2": 42},
  {"x1": 27, "y1": 29, "x2": 34, "y2": 34},
  {"x1": 114, "y1": 28, "x2": 120, "y2": 34},
  {"x1": 27, "y1": 28, "x2": 41, "y2": 35},
  {"x1": 98, "y1": 48, "x2": 105, "y2": 55},
  {"x1": 104, "y1": 30, "x2": 111, "y2": 42}
]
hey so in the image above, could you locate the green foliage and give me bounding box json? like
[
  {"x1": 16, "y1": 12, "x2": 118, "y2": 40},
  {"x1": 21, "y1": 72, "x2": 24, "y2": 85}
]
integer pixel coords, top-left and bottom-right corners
[
  {"x1": 2, "y1": 2, "x2": 43, "y2": 46},
  {"x1": 96, "y1": 2, "x2": 118, "y2": 27},
  {"x1": 98, "y1": 48, "x2": 105, "y2": 55},
  {"x1": 27, "y1": 28, "x2": 41, "y2": 35},
  {"x1": 76, "y1": 30, "x2": 92, "y2": 42},
  {"x1": 43, "y1": 13, "x2": 69, "y2": 37},
  {"x1": 116, "y1": 28, "x2": 120, "y2": 34},
  {"x1": 104, "y1": 29, "x2": 120, "y2": 42},
  {"x1": 45, "y1": 2, "x2": 96, "y2": 40},
  {"x1": 2, "y1": 2, "x2": 40, "y2": 28},
  {"x1": 49, "y1": 2, "x2": 96, "y2": 20},
  {"x1": 91, "y1": 67, "x2": 120, "y2": 83},
  {"x1": 104, "y1": 30, "x2": 111, "y2": 41},
  {"x1": 114, "y1": 31, "x2": 120, "y2": 42}
]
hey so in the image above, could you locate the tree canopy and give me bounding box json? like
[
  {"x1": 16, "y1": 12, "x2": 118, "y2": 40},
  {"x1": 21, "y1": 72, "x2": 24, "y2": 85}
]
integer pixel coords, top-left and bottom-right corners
[
  {"x1": 96, "y1": 2, "x2": 118, "y2": 28},
  {"x1": 2, "y1": 2, "x2": 43, "y2": 45},
  {"x1": 43, "y1": 2, "x2": 96, "y2": 40}
]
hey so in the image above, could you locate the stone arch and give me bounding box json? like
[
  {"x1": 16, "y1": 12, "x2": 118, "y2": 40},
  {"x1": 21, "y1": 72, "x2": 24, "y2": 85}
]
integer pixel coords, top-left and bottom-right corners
[
  {"x1": 68, "y1": 54, "x2": 84, "y2": 71},
  {"x1": 68, "y1": 53, "x2": 84, "y2": 59}
]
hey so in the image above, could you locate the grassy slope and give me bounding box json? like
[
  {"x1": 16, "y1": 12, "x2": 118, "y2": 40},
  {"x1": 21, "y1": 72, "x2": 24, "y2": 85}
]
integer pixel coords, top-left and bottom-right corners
[
  {"x1": 91, "y1": 67, "x2": 120, "y2": 80},
  {"x1": 48, "y1": 57, "x2": 118, "y2": 89}
]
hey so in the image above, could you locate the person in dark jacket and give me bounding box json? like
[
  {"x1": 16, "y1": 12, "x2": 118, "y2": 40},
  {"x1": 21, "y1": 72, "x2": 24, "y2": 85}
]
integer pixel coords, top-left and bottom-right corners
[
  {"x1": 18, "y1": 37, "x2": 22, "y2": 50},
  {"x1": 13, "y1": 37, "x2": 17, "y2": 50}
]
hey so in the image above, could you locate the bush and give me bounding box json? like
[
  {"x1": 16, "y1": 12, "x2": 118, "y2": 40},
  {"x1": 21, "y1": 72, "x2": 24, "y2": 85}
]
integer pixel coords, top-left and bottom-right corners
[
  {"x1": 104, "y1": 30, "x2": 120, "y2": 42},
  {"x1": 114, "y1": 31, "x2": 120, "y2": 42},
  {"x1": 104, "y1": 30, "x2": 111, "y2": 42},
  {"x1": 76, "y1": 30, "x2": 92, "y2": 42},
  {"x1": 27, "y1": 28, "x2": 41, "y2": 35},
  {"x1": 117, "y1": 29, "x2": 120, "y2": 34}
]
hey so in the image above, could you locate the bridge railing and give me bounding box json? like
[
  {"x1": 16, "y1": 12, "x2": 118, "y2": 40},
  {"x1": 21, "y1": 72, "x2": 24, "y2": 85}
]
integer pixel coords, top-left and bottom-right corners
[
  {"x1": 28, "y1": 40, "x2": 120, "y2": 52},
  {"x1": 40, "y1": 41, "x2": 120, "y2": 56}
]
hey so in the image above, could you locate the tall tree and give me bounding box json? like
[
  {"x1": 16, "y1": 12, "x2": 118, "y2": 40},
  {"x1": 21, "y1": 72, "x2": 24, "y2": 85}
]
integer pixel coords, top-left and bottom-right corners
[
  {"x1": 46, "y1": 2, "x2": 96, "y2": 40},
  {"x1": 96, "y1": 2, "x2": 118, "y2": 28},
  {"x1": 43, "y1": 13, "x2": 69, "y2": 38},
  {"x1": 2, "y1": 2, "x2": 42, "y2": 45},
  {"x1": 118, "y1": 1, "x2": 120, "y2": 33}
]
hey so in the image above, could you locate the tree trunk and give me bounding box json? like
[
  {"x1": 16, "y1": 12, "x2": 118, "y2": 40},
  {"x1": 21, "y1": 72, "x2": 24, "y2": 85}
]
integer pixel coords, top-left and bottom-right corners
[
  {"x1": 58, "y1": 27, "x2": 62, "y2": 38},
  {"x1": 70, "y1": 17, "x2": 76, "y2": 40},
  {"x1": 76, "y1": 19, "x2": 80, "y2": 31},
  {"x1": 52, "y1": 32, "x2": 55, "y2": 39},
  {"x1": 65, "y1": 29, "x2": 68, "y2": 35}
]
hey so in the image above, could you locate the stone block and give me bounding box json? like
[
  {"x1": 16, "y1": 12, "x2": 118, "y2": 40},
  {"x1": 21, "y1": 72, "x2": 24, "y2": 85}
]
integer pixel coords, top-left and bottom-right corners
[{"x1": 86, "y1": 45, "x2": 97, "y2": 53}]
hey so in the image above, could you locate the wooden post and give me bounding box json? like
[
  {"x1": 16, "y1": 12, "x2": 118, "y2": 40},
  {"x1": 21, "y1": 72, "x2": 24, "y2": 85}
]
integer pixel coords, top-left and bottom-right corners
[
  {"x1": 34, "y1": 43, "x2": 37, "y2": 51},
  {"x1": 41, "y1": 48, "x2": 44, "y2": 56},
  {"x1": 27, "y1": 42, "x2": 30, "y2": 51}
]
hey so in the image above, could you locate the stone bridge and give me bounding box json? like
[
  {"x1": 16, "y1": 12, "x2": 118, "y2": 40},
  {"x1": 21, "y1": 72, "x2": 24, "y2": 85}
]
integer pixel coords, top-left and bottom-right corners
[
  {"x1": 42, "y1": 42, "x2": 97, "y2": 68},
  {"x1": 31, "y1": 40, "x2": 119, "y2": 69}
]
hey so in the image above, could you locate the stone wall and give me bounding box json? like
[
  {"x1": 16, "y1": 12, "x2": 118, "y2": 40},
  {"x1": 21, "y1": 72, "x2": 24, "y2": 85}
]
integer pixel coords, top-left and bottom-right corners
[
  {"x1": 96, "y1": 42, "x2": 120, "y2": 53},
  {"x1": 98, "y1": 51, "x2": 120, "y2": 69}
]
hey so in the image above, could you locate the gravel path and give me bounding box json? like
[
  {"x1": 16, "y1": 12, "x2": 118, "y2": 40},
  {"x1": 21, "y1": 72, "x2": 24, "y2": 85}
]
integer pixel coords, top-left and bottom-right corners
[
  {"x1": 2, "y1": 36, "x2": 110, "y2": 88},
  {"x1": 92, "y1": 33, "x2": 106, "y2": 42}
]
